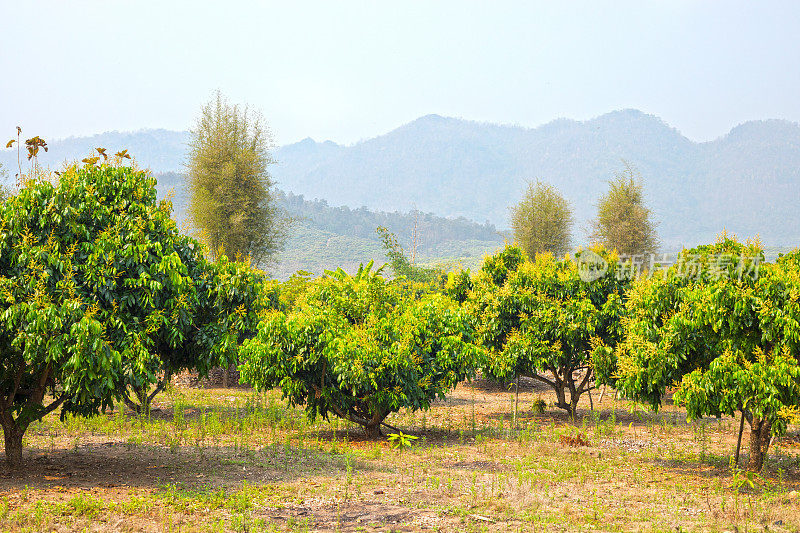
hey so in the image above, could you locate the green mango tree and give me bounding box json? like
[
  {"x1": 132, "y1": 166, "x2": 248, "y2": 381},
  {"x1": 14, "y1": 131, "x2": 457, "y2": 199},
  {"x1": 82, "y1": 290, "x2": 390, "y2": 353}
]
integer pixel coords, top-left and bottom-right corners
[
  {"x1": 0, "y1": 160, "x2": 244, "y2": 465},
  {"x1": 239, "y1": 262, "x2": 481, "y2": 438},
  {"x1": 615, "y1": 239, "x2": 799, "y2": 471},
  {"x1": 465, "y1": 246, "x2": 627, "y2": 417},
  {"x1": 121, "y1": 254, "x2": 269, "y2": 413}
]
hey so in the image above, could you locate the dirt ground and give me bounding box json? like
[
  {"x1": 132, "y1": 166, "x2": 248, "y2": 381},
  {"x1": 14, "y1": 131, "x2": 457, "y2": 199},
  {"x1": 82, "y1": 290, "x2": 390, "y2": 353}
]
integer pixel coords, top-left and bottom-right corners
[{"x1": 0, "y1": 378, "x2": 798, "y2": 532}]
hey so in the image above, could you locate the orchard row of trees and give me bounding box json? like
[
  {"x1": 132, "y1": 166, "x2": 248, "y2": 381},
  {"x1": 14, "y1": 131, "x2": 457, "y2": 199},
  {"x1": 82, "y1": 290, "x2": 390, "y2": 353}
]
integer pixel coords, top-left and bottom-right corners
[
  {"x1": 1, "y1": 151, "x2": 798, "y2": 474},
  {"x1": 2, "y1": 98, "x2": 796, "y2": 478},
  {"x1": 240, "y1": 238, "x2": 800, "y2": 473}
]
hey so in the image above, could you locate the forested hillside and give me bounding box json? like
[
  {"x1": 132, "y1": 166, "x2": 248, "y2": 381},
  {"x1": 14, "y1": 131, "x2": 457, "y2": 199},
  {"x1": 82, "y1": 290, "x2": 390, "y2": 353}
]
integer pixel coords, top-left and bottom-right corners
[
  {"x1": 154, "y1": 172, "x2": 503, "y2": 279},
  {"x1": 277, "y1": 190, "x2": 500, "y2": 249}
]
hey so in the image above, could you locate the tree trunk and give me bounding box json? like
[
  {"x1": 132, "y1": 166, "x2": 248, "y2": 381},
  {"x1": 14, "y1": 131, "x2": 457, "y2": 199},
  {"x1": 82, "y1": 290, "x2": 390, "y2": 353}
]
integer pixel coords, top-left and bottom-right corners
[
  {"x1": 551, "y1": 370, "x2": 568, "y2": 413},
  {"x1": 734, "y1": 410, "x2": 745, "y2": 467},
  {"x1": 362, "y1": 408, "x2": 388, "y2": 439},
  {"x1": 513, "y1": 374, "x2": 519, "y2": 429},
  {"x1": 123, "y1": 385, "x2": 153, "y2": 415},
  {"x1": 561, "y1": 367, "x2": 581, "y2": 419},
  {"x1": 570, "y1": 395, "x2": 580, "y2": 417},
  {"x1": 364, "y1": 423, "x2": 382, "y2": 439},
  {"x1": 747, "y1": 418, "x2": 772, "y2": 472},
  {"x1": 2, "y1": 423, "x2": 25, "y2": 467},
  {"x1": 545, "y1": 365, "x2": 590, "y2": 419},
  {"x1": 554, "y1": 386, "x2": 571, "y2": 416},
  {"x1": 122, "y1": 393, "x2": 143, "y2": 414}
]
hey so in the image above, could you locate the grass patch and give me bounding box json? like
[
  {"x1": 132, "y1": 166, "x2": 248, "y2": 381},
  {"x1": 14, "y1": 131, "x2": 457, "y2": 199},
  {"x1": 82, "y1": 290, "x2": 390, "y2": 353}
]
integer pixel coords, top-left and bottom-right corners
[{"x1": 0, "y1": 380, "x2": 798, "y2": 531}]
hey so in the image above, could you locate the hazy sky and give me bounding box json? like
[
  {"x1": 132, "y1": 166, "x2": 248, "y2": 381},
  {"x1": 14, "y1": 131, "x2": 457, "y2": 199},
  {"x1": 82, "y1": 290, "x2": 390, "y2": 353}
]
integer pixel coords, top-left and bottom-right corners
[{"x1": 2, "y1": 1, "x2": 799, "y2": 146}]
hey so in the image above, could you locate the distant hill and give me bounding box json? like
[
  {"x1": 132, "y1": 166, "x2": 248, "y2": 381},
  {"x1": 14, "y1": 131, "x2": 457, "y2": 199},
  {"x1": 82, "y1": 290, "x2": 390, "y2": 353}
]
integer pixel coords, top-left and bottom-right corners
[
  {"x1": 273, "y1": 111, "x2": 800, "y2": 248},
  {"x1": 153, "y1": 171, "x2": 503, "y2": 279},
  {"x1": 4, "y1": 110, "x2": 800, "y2": 248}
]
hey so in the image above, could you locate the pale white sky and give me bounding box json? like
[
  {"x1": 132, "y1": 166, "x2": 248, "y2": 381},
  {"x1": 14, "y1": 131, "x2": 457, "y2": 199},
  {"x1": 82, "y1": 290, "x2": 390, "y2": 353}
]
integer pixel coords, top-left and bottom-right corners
[{"x1": 2, "y1": 1, "x2": 799, "y2": 145}]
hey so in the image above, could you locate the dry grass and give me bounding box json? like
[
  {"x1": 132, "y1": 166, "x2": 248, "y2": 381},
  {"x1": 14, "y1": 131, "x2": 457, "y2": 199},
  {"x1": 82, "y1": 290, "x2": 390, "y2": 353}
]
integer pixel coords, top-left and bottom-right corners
[{"x1": 0, "y1": 378, "x2": 797, "y2": 532}]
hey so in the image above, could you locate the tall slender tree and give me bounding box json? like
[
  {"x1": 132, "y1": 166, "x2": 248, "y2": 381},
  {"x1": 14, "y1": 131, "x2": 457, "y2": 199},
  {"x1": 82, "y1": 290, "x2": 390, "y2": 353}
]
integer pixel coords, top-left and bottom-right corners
[
  {"x1": 590, "y1": 162, "x2": 659, "y2": 256},
  {"x1": 187, "y1": 92, "x2": 286, "y2": 266},
  {"x1": 510, "y1": 181, "x2": 573, "y2": 258}
]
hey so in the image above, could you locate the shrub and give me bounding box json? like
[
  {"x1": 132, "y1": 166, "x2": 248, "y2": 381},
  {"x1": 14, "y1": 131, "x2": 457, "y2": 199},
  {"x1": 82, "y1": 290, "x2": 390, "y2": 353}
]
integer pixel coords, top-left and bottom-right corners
[
  {"x1": 239, "y1": 262, "x2": 481, "y2": 438},
  {"x1": 615, "y1": 239, "x2": 800, "y2": 471},
  {"x1": 466, "y1": 246, "x2": 627, "y2": 416}
]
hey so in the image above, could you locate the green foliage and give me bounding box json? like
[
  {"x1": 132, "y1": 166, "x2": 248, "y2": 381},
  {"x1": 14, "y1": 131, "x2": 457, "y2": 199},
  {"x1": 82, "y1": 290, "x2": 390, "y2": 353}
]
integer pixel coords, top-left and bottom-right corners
[
  {"x1": 376, "y1": 226, "x2": 413, "y2": 277},
  {"x1": 187, "y1": 92, "x2": 287, "y2": 266},
  {"x1": 445, "y1": 269, "x2": 473, "y2": 305},
  {"x1": 590, "y1": 162, "x2": 659, "y2": 256},
  {"x1": 119, "y1": 251, "x2": 269, "y2": 413},
  {"x1": 376, "y1": 226, "x2": 444, "y2": 286},
  {"x1": 239, "y1": 261, "x2": 481, "y2": 437},
  {"x1": 615, "y1": 239, "x2": 799, "y2": 470},
  {"x1": 271, "y1": 270, "x2": 314, "y2": 312},
  {"x1": 0, "y1": 161, "x2": 249, "y2": 464},
  {"x1": 387, "y1": 431, "x2": 418, "y2": 450},
  {"x1": 614, "y1": 238, "x2": 765, "y2": 408},
  {"x1": 510, "y1": 181, "x2": 573, "y2": 259},
  {"x1": 479, "y1": 245, "x2": 526, "y2": 286},
  {"x1": 202, "y1": 256, "x2": 271, "y2": 362},
  {"x1": 467, "y1": 246, "x2": 628, "y2": 416}
]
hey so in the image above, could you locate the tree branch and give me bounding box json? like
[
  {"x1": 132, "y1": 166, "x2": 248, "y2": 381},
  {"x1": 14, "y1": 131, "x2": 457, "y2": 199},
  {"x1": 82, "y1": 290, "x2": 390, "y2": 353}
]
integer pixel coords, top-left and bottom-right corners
[
  {"x1": 147, "y1": 369, "x2": 172, "y2": 404},
  {"x1": 380, "y1": 420, "x2": 402, "y2": 433},
  {"x1": 526, "y1": 372, "x2": 556, "y2": 389},
  {"x1": 6, "y1": 360, "x2": 25, "y2": 410},
  {"x1": 41, "y1": 394, "x2": 66, "y2": 417},
  {"x1": 121, "y1": 391, "x2": 142, "y2": 414},
  {"x1": 576, "y1": 366, "x2": 593, "y2": 394},
  {"x1": 326, "y1": 400, "x2": 372, "y2": 428}
]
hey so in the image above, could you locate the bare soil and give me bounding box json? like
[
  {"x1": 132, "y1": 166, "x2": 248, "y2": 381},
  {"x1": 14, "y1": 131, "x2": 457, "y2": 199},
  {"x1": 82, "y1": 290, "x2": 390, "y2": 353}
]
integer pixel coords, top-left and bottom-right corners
[{"x1": 0, "y1": 381, "x2": 797, "y2": 532}]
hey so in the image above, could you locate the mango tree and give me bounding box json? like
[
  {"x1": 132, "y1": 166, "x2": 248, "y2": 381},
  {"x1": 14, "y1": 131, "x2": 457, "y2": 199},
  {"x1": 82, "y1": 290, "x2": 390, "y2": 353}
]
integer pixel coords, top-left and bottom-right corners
[
  {"x1": 615, "y1": 239, "x2": 799, "y2": 471},
  {"x1": 0, "y1": 160, "x2": 235, "y2": 465},
  {"x1": 121, "y1": 255, "x2": 269, "y2": 413},
  {"x1": 239, "y1": 262, "x2": 481, "y2": 438},
  {"x1": 464, "y1": 246, "x2": 627, "y2": 417}
]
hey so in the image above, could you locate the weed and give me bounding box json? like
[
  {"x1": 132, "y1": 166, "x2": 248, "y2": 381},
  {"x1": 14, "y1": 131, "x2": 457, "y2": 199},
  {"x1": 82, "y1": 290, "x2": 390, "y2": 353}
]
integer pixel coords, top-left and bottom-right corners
[{"x1": 559, "y1": 432, "x2": 590, "y2": 447}]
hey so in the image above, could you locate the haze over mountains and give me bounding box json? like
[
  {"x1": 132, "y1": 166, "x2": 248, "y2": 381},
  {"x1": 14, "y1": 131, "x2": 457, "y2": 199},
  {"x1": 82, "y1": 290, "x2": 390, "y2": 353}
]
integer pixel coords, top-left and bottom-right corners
[{"x1": 2, "y1": 109, "x2": 799, "y2": 248}]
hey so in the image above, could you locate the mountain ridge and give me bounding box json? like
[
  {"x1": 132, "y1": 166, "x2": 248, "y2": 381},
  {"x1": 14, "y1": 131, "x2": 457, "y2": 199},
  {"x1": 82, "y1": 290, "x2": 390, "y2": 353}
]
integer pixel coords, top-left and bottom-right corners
[{"x1": 2, "y1": 110, "x2": 799, "y2": 247}]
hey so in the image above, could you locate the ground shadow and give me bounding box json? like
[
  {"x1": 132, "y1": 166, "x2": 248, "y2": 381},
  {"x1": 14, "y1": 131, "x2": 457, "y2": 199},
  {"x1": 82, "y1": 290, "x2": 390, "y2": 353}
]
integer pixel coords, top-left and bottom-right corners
[
  {"x1": 462, "y1": 375, "x2": 553, "y2": 394},
  {"x1": 0, "y1": 439, "x2": 354, "y2": 491},
  {"x1": 652, "y1": 448, "x2": 800, "y2": 486},
  {"x1": 482, "y1": 402, "x2": 697, "y2": 429}
]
